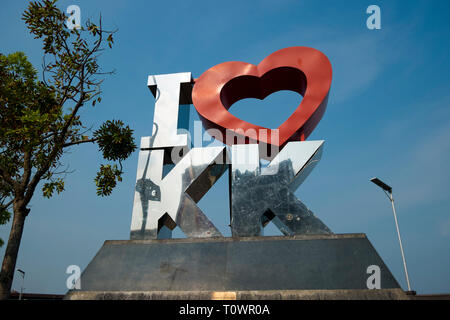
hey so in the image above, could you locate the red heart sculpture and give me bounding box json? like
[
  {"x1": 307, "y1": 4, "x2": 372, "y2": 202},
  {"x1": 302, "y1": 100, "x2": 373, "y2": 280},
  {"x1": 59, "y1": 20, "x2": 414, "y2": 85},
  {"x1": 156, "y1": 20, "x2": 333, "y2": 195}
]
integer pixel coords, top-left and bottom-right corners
[{"x1": 191, "y1": 46, "x2": 332, "y2": 148}]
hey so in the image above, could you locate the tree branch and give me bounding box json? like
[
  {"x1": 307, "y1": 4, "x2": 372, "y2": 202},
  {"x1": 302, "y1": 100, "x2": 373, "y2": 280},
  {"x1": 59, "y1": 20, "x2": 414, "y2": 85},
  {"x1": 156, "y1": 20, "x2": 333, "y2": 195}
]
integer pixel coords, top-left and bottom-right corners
[
  {"x1": 0, "y1": 199, "x2": 13, "y2": 211},
  {"x1": 0, "y1": 165, "x2": 18, "y2": 193},
  {"x1": 21, "y1": 150, "x2": 32, "y2": 190},
  {"x1": 62, "y1": 138, "x2": 97, "y2": 148},
  {"x1": 20, "y1": 11, "x2": 117, "y2": 207}
]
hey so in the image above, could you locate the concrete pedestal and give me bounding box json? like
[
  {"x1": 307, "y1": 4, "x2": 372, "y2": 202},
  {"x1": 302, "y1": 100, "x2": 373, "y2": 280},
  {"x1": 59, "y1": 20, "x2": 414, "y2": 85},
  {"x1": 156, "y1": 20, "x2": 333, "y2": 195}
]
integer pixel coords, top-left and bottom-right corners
[{"x1": 65, "y1": 234, "x2": 409, "y2": 300}]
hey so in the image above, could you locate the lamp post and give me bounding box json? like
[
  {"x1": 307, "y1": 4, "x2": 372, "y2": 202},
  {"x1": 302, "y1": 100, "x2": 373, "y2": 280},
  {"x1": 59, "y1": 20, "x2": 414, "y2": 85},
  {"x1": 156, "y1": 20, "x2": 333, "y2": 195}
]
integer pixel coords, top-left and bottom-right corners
[
  {"x1": 17, "y1": 269, "x2": 25, "y2": 300},
  {"x1": 370, "y1": 177, "x2": 414, "y2": 294}
]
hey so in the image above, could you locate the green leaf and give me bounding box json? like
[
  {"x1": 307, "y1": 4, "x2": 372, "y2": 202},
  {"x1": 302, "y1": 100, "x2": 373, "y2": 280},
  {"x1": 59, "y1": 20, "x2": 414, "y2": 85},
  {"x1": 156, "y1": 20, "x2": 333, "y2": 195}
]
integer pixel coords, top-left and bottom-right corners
[
  {"x1": 0, "y1": 208, "x2": 11, "y2": 225},
  {"x1": 42, "y1": 179, "x2": 65, "y2": 198},
  {"x1": 94, "y1": 164, "x2": 122, "y2": 196},
  {"x1": 93, "y1": 120, "x2": 137, "y2": 162}
]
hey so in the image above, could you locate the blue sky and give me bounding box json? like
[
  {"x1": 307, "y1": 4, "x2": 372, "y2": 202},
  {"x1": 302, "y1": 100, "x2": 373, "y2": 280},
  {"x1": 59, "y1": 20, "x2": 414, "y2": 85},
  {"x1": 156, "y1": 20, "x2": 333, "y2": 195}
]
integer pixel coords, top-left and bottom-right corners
[{"x1": 1, "y1": 0, "x2": 449, "y2": 294}]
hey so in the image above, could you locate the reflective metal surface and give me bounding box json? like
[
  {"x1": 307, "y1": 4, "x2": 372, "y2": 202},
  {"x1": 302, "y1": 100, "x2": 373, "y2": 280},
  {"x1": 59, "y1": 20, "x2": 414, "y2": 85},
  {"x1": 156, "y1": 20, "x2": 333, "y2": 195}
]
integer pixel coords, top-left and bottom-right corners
[
  {"x1": 230, "y1": 141, "x2": 332, "y2": 237},
  {"x1": 130, "y1": 146, "x2": 228, "y2": 239},
  {"x1": 141, "y1": 72, "x2": 193, "y2": 150}
]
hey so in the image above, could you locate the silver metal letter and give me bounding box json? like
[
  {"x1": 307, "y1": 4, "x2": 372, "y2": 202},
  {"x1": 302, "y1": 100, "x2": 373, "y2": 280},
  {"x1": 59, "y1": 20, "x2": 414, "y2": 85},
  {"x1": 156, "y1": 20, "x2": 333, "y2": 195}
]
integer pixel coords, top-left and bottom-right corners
[
  {"x1": 230, "y1": 141, "x2": 332, "y2": 237},
  {"x1": 141, "y1": 72, "x2": 193, "y2": 150},
  {"x1": 130, "y1": 146, "x2": 228, "y2": 239}
]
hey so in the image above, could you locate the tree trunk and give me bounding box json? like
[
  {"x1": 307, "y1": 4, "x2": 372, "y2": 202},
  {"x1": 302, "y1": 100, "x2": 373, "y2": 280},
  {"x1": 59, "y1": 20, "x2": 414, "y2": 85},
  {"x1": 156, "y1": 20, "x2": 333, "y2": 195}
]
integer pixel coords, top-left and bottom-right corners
[{"x1": 0, "y1": 203, "x2": 27, "y2": 300}]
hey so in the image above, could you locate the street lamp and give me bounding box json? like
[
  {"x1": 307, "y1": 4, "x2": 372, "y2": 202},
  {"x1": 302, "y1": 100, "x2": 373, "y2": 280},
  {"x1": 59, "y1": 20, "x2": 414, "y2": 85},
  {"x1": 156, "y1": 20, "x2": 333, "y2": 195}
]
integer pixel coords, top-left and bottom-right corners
[
  {"x1": 370, "y1": 177, "x2": 414, "y2": 294},
  {"x1": 17, "y1": 269, "x2": 25, "y2": 300}
]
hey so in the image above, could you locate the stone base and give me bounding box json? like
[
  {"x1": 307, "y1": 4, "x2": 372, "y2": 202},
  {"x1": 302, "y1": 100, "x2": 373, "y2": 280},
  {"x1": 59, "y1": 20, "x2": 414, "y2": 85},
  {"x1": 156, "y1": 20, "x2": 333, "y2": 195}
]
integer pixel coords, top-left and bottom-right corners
[
  {"x1": 66, "y1": 234, "x2": 404, "y2": 300},
  {"x1": 65, "y1": 288, "x2": 411, "y2": 300}
]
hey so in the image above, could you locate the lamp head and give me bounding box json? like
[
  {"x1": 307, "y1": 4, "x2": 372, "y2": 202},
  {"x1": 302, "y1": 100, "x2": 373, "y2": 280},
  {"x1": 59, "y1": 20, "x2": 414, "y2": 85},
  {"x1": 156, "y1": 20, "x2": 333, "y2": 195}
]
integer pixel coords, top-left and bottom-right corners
[{"x1": 370, "y1": 177, "x2": 392, "y2": 193}]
